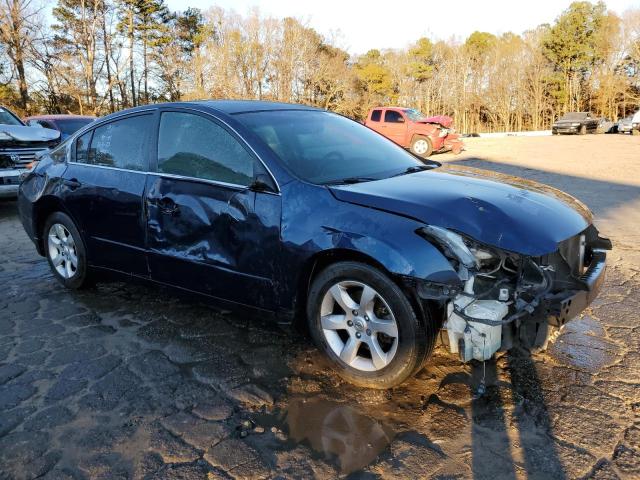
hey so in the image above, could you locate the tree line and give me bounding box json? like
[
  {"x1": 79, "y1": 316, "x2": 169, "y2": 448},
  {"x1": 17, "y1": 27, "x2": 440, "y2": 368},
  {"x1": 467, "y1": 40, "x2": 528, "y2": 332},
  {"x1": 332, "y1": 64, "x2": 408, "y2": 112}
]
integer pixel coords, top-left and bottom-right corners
[{"x1": 1, "y1": 0, "x2": 639, "y2": 132}]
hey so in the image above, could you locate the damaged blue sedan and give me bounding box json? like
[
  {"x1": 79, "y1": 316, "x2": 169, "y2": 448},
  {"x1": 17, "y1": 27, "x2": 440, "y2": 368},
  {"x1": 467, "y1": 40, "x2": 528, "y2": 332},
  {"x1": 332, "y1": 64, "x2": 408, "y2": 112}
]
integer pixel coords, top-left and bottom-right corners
[{"x1": 18, "y1": 101, "x2": 611, "y2": 388}]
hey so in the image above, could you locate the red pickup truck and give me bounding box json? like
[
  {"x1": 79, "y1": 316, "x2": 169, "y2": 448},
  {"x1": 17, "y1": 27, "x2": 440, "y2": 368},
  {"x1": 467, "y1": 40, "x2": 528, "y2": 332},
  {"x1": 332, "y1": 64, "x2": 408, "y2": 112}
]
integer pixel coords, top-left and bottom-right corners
[{"x1": 364, "y1": 107, "x2": 464, "y2": 158}]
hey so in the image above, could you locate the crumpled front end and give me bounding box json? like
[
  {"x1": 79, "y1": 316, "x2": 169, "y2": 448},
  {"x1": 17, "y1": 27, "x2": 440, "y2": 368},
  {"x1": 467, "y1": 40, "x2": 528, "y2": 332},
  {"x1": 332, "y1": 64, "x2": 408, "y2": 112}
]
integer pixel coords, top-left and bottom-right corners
[
  {"x1": 418, "y1": 116, "x2": 464, "y2": 154},
  {"x1": 1, "y1": 126, "x2": 60, "y2": 198},
  {"x1": 415, "y1": 224, "x2": 611, "y2": 362},
  {"x1": 442, "y1": 133, "x2": 464, "y2": 154}
]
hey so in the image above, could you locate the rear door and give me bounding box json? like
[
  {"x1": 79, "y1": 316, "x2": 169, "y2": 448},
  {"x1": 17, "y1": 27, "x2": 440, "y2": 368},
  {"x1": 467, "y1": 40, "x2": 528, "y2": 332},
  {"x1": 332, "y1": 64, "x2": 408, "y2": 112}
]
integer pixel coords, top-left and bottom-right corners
[
  {"x1": 62, "y1": 111, "x2": 155, "y2": 276},
  {"x1": 145, "y1": 109, "x2": 281, "y2": 310},
  {"x1": 382, "y1": 110, "x2": 408, "y2": 145}
]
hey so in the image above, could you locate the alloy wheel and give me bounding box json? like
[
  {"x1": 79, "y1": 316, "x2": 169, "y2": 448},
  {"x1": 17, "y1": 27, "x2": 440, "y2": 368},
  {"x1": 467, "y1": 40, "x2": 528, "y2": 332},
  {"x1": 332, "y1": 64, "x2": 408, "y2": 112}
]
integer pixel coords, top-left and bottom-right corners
[
  {"x1": 413, "y1": 139, "x2": 430, "y2": 155},
  {"x1": 47, "y1": 223, "x2": 78, "y2": 279},
  {"x1": 320, "y1": 280, "x2": 399, "y2": 372}
]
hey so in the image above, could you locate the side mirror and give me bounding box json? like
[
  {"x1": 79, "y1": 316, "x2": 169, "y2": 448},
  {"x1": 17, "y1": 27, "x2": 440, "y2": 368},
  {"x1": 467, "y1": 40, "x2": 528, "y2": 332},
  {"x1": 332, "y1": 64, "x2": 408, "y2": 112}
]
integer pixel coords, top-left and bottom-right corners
[{"x1": 249, "y1": 173, "x2": 277, "y2": 193}]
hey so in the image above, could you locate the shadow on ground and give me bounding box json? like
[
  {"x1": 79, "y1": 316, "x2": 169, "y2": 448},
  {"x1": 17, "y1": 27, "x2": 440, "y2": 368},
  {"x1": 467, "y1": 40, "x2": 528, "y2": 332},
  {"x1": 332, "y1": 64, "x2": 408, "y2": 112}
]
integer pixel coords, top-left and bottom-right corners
[{"x1": 445, "y1": 157, "x2": 640, "y2": 221}]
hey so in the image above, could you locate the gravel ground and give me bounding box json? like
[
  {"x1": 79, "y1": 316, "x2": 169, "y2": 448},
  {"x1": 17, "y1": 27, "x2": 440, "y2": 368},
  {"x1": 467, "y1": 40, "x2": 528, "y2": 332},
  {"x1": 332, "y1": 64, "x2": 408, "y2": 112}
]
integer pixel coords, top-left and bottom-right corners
[{"x1": 0, "y1": 133, "x2": 639, "y2": 479}]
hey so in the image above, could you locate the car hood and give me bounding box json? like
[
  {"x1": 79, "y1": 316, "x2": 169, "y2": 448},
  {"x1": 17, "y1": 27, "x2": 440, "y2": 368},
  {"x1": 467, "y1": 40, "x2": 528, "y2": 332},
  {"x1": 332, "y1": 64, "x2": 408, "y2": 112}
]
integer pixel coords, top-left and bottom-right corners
[
  {"x1": 0, "y1": 124, "x2": 60, "y2": 143},
  {"x1": 418, "y1": 115, "x2": 453, "y2": 128},
  {"x1": 554, "y1": 119, "x2": 583, "y2": 125},
  {"x1": 329, "y1": 165, "x2": 592, "y2": 256}
]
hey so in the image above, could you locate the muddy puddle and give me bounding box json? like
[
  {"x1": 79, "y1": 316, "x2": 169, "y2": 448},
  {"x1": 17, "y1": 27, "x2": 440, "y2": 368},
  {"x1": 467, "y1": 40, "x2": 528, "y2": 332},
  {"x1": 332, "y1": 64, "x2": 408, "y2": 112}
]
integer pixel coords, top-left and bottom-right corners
[
  {"x1": 548, "y1": 315, "x2": 620, "y2": 372},
  {"x1": 257, "y1": 397, "x2": 395, "y2": 474}
]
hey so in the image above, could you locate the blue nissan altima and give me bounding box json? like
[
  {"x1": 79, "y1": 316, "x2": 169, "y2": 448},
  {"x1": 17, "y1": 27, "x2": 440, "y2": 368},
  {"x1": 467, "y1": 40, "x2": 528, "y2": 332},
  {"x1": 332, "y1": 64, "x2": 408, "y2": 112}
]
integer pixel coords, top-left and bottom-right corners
[{"x1": 18, "y1": 101, "x2": 611, "y2": 388}]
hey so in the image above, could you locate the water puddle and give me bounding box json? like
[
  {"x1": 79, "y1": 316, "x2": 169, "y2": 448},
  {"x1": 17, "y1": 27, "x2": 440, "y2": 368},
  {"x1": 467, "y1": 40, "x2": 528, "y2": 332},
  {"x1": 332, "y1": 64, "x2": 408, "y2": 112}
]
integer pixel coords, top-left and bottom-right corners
[
  {"x1": 548, "y1": 315, "x2": 620, "y2": 372},
  {"x1": 262, "y1": 397, "x2": 395, "y2": 474}
]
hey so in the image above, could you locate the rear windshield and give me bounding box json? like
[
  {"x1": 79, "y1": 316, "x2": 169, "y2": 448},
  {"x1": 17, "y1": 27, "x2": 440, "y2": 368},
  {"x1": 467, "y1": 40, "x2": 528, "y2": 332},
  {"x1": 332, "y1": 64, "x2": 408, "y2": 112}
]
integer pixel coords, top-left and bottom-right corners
[
  {"x1": 0, "y1": 107, "x2": 24, "y2": 126},
  {"x1": 56, "y1": 118, "x2": 94, "y2": 135},
  {"x1": 235, "y1": 110, "x2": 426, "y2": 184}
]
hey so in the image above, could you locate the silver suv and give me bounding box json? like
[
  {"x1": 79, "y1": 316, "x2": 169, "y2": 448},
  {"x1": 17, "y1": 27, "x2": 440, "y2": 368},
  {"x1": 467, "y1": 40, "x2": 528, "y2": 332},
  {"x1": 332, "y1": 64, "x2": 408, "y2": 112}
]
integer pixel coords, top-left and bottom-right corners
[{"x1": 0, "y1": 106, "x2": 60, "y2": 198}]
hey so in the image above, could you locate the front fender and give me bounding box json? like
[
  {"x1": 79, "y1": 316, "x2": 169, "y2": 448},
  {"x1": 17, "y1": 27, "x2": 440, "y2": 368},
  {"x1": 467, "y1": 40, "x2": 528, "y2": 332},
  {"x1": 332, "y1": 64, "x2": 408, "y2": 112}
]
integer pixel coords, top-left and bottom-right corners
[{"x1": 279, "y1": 182, "x2": 461, "y2": 309}]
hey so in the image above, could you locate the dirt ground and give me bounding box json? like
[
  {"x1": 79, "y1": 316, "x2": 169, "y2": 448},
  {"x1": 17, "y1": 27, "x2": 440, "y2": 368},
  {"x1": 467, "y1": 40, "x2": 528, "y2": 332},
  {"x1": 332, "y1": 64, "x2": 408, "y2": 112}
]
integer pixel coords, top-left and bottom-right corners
[{"x1": 0, "y1": 133, "x2": 639, "y2": 479}]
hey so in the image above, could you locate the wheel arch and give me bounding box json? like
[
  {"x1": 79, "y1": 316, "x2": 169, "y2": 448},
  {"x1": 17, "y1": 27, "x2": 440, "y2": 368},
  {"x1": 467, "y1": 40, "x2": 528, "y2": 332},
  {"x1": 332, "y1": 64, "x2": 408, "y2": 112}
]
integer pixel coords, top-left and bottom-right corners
[
  {"x1": 33, "y1": 196, "x2": 78, "y2": 256},
  {"x1": 410, "y1": 132, "x2": 434, "y2": 146},
  {"x1": 292, "y1": 247, "x2": 446, "y2": 333}
]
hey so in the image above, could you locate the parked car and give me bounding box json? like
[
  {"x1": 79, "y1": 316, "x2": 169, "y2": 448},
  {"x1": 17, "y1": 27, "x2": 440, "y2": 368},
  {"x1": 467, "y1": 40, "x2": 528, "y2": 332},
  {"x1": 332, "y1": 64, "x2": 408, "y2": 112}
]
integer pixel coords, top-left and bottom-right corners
[
  {"x1": 24, "y1": 114, "x2": 95, "y2": 140},
  {"x1": 364, "y1": 107, "x2": 464, "y2": 158},
  {"x1": 18, "y1": 101, "x2": 610, "y2": 388},
  {"x1": 618, "y1": 111, "x2": 640, "y2": 135},
  {"x1": 1, "y1": 106, "x2": 60, "y2": 199},
  {"x1": 617, "y1": 115, "x2": 634, "y2": 134},
  {"x1": 552, "y1": 112, "x2": 598, "y2": 135},
  {"x1": 597, "y1": 117, "x2": 617, "y2": 134}
]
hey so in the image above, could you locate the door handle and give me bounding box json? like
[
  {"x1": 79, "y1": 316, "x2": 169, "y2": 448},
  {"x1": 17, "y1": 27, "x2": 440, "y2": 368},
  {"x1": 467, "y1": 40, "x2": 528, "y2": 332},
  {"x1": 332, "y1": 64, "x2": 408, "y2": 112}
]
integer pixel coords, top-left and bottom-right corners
[
  {"x1": 157, "y1": 197, "x2": 180, "y2": 216},
  {"x1": 63, "y1": 178, "x2": 81, "y2": 190}
]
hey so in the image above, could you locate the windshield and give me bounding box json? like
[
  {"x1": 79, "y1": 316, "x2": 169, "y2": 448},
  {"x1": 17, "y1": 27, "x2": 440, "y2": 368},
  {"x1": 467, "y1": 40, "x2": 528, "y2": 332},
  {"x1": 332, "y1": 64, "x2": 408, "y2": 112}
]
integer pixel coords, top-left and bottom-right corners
[
  {"x1": 56, "y1": 118, "x2": 94, "y2": 135},
  {"x1": 403, "y1": 109, "x2": 427, "y2": 121},
  {"x1": 0, "y1": 107, "x2": 24, "y2": 126},
  {"x1": 235, "y1": 110, "x2": 430, "y2": 184},
  {"x1": 559, "y1": 112, "x2": 587, "y2": 121}
]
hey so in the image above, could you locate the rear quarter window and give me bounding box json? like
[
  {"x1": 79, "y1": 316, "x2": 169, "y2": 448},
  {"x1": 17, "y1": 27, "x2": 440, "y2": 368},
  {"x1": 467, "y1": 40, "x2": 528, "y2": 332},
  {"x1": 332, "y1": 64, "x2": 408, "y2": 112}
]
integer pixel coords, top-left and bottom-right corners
[{"x1": 370, "y1": 110, "x2": 382, "y2": 122}]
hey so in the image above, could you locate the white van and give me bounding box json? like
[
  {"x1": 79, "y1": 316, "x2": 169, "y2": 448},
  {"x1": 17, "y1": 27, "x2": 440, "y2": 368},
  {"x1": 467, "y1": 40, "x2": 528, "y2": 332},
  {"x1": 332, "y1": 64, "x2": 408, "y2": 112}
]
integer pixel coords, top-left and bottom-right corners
[{"x1": 632, "y1": 110, "x2": 640, "y2": 135}]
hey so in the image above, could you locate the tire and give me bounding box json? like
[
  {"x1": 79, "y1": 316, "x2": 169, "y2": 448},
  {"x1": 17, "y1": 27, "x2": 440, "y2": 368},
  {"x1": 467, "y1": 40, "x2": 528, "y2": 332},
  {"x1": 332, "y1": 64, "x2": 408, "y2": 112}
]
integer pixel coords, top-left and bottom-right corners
[
  {"x1": 43, "y1": 211, "x2": 92, "y2": 289},
  {"x1": 632, "y1": 129, "x2": 639, "y2": 136},
  {"x1": 410, "y1": 136, "x2": 433, "y2": 159},
  {"x1": 579, "y1": 125, "x2": 587, "y2": 135},
  {"x1": 307, "y1": 261, "x2": 434, "y2": 388}
]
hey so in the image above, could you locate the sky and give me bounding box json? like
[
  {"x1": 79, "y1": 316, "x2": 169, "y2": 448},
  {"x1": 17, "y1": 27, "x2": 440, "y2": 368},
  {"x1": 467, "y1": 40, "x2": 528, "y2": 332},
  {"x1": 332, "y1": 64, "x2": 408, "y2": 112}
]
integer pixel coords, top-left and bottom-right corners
[{"x1": 164, "y1": 0, "x2": 639, "y2": 54}]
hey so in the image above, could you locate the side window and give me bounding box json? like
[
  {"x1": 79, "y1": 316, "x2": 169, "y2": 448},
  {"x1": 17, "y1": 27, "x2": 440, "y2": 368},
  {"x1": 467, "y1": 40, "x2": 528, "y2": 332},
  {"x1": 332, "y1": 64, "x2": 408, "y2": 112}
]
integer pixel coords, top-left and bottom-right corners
[
  {"x1": 75, "y1": 130, "x2": 92, "y2": 164},
  {"x1": 87, "y1": 115, "x2": 151, "y2": 171},
  {"x1": 384, "y1": 110, "x2": 404, "y2": 123},
  {"x1": 370, "y1": 109, "x2": 382, "y2": 122},
  {"x1": 157, "y1": 111, "x2": 256, "y2": 186}
]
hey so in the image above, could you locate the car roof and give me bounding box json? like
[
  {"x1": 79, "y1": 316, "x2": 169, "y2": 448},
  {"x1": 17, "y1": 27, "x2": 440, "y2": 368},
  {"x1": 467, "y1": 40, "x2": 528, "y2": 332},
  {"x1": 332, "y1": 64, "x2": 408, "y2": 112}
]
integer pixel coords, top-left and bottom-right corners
[
  {"x1": 25, "y1": 114, "x2": 95, "y2": 120},
  {"x1": 94, "y1": 100, "x2": 323, "y2": 124},
  {"x1": 192, "y1": 100, "x2": 322, "y2": 114}
]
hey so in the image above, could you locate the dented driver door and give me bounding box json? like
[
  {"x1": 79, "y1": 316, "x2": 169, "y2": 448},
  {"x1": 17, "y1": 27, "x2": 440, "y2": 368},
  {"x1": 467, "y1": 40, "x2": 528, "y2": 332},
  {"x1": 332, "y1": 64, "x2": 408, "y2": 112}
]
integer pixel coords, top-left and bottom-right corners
[{"x1": 144, "y1": 109, "x2": 281, "y2": 310}]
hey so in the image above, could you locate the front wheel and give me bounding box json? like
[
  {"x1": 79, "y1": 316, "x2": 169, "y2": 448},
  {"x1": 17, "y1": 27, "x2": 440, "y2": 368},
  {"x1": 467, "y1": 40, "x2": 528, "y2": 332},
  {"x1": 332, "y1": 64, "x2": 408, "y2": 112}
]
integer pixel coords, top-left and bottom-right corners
[
  {"x1": 579, "y1": 125, "x2": 587, "y2": 135},
  {"x1": 43, "y1": 211, "x2": 92, "y2": 289},
  {"x1": 410, "y1": 136, "x2": 433, "y2": 159},
  {"x1": 307, "y1": 261, "x2": 435, "y2": 388}
]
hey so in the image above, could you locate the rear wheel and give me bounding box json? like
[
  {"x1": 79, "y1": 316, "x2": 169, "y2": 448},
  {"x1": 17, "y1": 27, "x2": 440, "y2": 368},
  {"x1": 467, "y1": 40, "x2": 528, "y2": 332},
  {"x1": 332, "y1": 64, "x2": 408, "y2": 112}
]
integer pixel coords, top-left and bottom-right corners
[
  {"x1": 43, "y1": 212, "x2": 91, "y2": 289},
  {"x1": 307, "y1": 261, "x2": 434, "y2": 388},
  {"x1": 410, "y1": 136, "x2": 433, "y2": 159}
]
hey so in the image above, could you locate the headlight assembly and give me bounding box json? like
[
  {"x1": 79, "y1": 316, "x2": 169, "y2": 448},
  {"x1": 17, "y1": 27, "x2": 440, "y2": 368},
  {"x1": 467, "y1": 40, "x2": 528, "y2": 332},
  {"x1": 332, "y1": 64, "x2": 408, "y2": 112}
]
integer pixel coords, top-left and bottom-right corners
[
  {"x1": 418, "y1": 226, "x2": 477, "y2": 268},
  {"x1": 418, "y1": 225, "x2": 500, "y2": 271}
]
